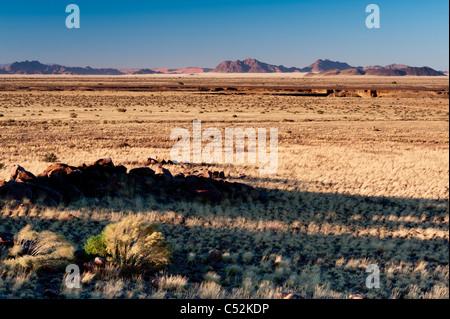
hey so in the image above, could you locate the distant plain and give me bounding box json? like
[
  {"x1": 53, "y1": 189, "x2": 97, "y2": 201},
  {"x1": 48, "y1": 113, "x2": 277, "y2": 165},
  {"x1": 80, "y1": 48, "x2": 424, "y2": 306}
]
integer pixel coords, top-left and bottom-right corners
[{"x1": 0, "y1": 75, "x2": 448, "y2": 299}]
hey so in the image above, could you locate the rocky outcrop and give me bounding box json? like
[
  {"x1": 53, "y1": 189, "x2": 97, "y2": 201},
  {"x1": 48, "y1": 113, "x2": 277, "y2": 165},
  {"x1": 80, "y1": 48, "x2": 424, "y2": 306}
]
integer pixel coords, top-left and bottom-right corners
[
  {"x1": 300, "y1": 59, "x2": 354, "y2": 73},
  {"x1": 0, "y1": 159, "x2": 268, "y2": 206},
  {"x1": 364, "y1": 68, "x2": 407, "y2": 76},
  {"x1": 398, "y1": 66, "x2": 444, "y2": 76},
  {"x1": 213, "y1": 59, "x2": 302, "y2": 73}
]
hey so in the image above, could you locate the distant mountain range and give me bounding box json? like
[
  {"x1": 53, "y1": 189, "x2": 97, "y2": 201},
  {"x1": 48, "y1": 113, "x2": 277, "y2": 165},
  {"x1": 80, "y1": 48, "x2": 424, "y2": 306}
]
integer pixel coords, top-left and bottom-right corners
[
  {"x1": 2, "y1": 60, "x2": 124, "y2": 75},
  {"x1": 0, "y1": 61, "x2": 211, "y2": 75},
  {"x1": 307, "y1": 65, "x2": 445, "y2": 77},
  {"x1": 0, "y1": 59, "x2": 446, "y2": 76},
  {"x1": 213, "y1": 59, "x2": 445, "y2": 76},
  {"x1": 212, "y1": 58, "x2": 353, "y2": 73}
]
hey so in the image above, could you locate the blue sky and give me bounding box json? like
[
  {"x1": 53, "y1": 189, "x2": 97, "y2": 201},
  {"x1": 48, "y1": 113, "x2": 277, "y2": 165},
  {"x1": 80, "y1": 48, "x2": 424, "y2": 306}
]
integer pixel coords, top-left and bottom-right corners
[{"x1": 0, "y1": 0, "x2": 448, "y2": 70}]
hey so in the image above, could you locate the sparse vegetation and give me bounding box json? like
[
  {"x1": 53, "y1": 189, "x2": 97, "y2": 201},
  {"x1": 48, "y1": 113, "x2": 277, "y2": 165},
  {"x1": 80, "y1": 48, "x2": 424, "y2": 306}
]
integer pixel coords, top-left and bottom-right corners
[
  {"x1": 42, "y1": 152, "x2": 58, "y2": 163},
  {"x1": 0, "y1": 76, "x2": 448, "y2": 299}
]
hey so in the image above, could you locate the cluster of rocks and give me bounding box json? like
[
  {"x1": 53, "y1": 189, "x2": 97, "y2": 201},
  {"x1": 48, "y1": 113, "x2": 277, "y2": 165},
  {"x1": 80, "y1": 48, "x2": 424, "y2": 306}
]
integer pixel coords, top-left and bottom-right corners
[{"x1": 0, "y1": 158, "x2": 268, "y2": 207}]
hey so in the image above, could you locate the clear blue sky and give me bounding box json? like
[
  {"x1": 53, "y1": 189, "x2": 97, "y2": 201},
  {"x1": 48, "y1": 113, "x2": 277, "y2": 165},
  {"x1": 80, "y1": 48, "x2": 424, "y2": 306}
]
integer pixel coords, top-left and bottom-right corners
[{"x1": 0, "y1": 0, "x2": 448, "y2": 70}]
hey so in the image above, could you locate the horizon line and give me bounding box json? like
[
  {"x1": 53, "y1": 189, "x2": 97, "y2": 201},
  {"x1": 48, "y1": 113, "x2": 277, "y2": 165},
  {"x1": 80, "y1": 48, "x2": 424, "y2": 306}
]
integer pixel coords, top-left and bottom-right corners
[{"x1": 1, "y1": 58, "x2": 448, "y2": 71}]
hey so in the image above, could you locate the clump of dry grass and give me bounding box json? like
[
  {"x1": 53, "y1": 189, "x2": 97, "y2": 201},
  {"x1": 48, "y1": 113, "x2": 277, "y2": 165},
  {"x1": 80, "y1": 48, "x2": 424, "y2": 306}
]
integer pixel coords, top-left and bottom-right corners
[
  {"x1": 100, "y1": 216, "x2": 172, "y2": 273},
  {"x1": 3, "y1": 225, "x2": 74, "y2": 271},
  {"x1": 157, "y1": 273, "x2": 188, "y2": 293},
  {"x1": 197, "y1": 281, "x2": 226, "y2": 299}
]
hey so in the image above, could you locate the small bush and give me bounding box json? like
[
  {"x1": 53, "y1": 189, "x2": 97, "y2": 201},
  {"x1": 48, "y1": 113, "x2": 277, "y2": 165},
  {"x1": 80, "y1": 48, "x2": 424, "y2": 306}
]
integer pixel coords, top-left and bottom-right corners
[
  {"x1": 42, "y1": 152, "x2": 58, "y2": 163},
  {"x1": 224, "y1": 264, "x2": 242, "y2": 276},
  {"x1": 0, "y1": 163, "x2": 5, "y2": 170},
  {"x1": 70, "y1": 113, "x2": 78, "y2": 118},
  {"x1": 117, "y1": 142, "x2": 130, "y2": 148},
  {"x1": 98, "y1": 216, "x2": 172, "y2": 273},
  {"x1": 198, "y1": 281, "x2": 225, "y2": 299},
  {"x1": 84, "y1": 234, "x2": 108, "y2": 258},
  {"x1": 117, "y1": 108, "x2": 127, "y2": 113},
  {"x1": 204, "y1": 271, "x2": 221, "y2": 283},
  {"x1": 157, "y1": 274, "x2": 188, "y2": 292}
]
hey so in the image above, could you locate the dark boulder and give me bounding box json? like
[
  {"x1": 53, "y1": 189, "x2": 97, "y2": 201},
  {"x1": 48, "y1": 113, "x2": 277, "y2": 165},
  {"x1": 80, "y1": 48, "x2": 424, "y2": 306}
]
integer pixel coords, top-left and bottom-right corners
[
  {"x1": 40, "y1": 163, "x2": 77, "y2": 178},
  {"x1": 10, "y1": 165, "x2": 36, "y2": 182},
  {"x1": 105, "y1": 173, "x2": 120, "y2": 193},
  {"x1": 155, "y1": 166, "x2": 173, "y2": 178},
  {"x1": 36, "y1": 175, "x2": 82, "y2": 203},
  {"x1": 27, "y1": 182, "x2": 63, "y2": 206},
  {"x1": 92, "y1": 158, "x2": 114, "y2": 167},
  {"x1": 185, "y1": 177, "x2": 223, "y2": 203},
  {"x1": 129, "y1": 167, "x2": 155, "y2": 178},
  {"x1": 115, "y1": 165, "x2": 127, "y2": 176},
  {"x1": 208, "y1": 249, "x2": 223, "y2": 263},
  {"x1": 0, "y1": 180, "x2": 33, "y2": 202}
]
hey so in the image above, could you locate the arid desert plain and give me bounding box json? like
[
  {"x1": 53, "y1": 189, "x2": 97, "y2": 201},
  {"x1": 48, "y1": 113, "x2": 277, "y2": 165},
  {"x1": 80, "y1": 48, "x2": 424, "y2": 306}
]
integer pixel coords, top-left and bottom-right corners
[{"x1": 0, "y1": 75, "x2": 448, "y2": 299}]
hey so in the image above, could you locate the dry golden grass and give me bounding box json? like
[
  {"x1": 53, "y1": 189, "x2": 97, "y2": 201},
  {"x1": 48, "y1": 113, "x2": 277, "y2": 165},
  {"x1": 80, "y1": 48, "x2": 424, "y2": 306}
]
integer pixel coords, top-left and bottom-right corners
[{"x1": 0, "y1": 76, "x2": 448, "y2": 299}]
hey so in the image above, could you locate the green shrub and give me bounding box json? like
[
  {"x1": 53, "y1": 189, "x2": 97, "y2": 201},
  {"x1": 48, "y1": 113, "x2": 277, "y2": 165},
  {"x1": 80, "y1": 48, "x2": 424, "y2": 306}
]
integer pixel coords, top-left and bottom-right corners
[
  {"x1": 84, "y1": 233, "x2": 108, "y2": 258},
  {"x1": 0, "y1": 163, "x2": 5, "y2": 170}
]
